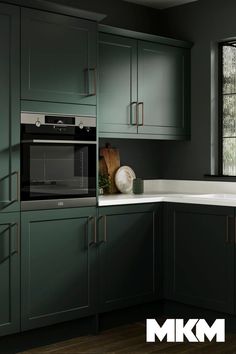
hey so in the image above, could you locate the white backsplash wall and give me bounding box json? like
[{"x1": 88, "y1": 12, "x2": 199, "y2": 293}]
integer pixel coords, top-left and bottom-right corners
[{"x1": 144, "y1": 179, "x2": 236, "y2": 194}]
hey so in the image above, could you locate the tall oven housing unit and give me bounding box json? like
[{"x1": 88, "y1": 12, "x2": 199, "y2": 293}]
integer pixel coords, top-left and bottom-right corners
[{"x1": 21, "y1": 112, "x2": 97, "y2": 210}]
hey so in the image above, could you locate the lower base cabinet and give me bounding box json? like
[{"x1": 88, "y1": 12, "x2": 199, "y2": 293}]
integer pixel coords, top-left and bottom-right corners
[
  {"x1": 5, "y1": 200, "x2": 236, "y2": 336},
  {"x1": 21, "y1": 207, "x2": 97, "y2": 331},
  {"x1": 0, "y1": 212, "x2": 20, "y2": 336},
  {"x1": 20, "y1": 204, "x2": 161, "y2": 331},
  {"x1": 163, "y1": 203, "x2": 235, "y2": 314},
  {"x1": 98, "y1": 204, "x2": 161, "y2": 312}
]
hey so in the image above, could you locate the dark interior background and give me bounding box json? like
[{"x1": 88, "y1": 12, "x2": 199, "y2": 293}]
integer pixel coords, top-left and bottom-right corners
[
  {"x1": 155, "y1": 0, "x2": 236, "y2": 180},
  {"x1": 47, "y1": 0, "x2": 236, "y2": 180}
]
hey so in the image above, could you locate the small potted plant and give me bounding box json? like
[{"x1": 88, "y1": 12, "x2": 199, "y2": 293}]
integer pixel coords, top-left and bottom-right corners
[{"x1": 99, "y1": 174, "x2": 111, "y2": 195}]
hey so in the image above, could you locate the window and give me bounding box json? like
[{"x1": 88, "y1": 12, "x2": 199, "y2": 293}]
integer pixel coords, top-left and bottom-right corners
[{"x1": 220, "y1": 42, "x2": 236, "y2": 175}]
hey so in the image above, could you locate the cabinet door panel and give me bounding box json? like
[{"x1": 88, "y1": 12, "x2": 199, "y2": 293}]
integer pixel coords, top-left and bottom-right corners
[
  {"x1": 99, "y1": 204, "x2": 159, "y2": 311},
  {"x1": 138, "y1": 41, "x2": 190, "y2": 138},
  {"x1": 0, "y1": 212, "x2": 20, "y2": 336},
  {"x1": 99, "y1": 33, "x2": 138, "y2": 135},
  {"x1": 21, "y1": 207, "x2": 97, "y2": 330},
  {"x1": 164, "y1": 203, "x2": 234, "y2": 314},
  {"x1": 21, "y1": 8, "x2": 97, "y2": 105},
  {"x1": 0, "y1": 4, "x2": 20, "y2": 213}
]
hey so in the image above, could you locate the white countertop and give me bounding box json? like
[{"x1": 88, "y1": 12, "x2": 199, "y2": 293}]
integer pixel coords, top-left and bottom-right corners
[
  {"x1": 98, "y1": 180, "x2": 236, "y2": 207},
  {"x1": 99, "y1": 193, "x2": 236, "y2": 207}
]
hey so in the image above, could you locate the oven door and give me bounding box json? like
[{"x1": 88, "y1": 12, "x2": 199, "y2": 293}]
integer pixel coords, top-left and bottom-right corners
[{"x1": 21, "y1": 140, "x2": 96, "y2": 210}]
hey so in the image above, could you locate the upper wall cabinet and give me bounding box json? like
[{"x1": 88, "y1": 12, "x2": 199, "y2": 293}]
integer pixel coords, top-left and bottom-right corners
[
  {"x1": 21, "y1": 9, "x2": 97, "y2": 105},
  {"x1": 98, "y1": 27, "x2": 191, "y2": 140},
  {"x1": 0, "y1": 4, "x2": 20, "y2": 213},
  {"x1": 99, "y1": 34, "x2": 138, "y2": 135},
  {"x1": 137, "y1": 41, "x2": 190, "y2": 137}
]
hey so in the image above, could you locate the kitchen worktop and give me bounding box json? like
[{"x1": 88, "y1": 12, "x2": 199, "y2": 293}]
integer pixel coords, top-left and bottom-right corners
[{"x1": 98, "y1": 179, "x2": 236, "y2": 207}]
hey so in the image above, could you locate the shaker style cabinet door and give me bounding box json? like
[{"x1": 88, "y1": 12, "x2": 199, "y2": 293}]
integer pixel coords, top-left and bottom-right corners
[
  {"x1": 98, "y1": 204, "x2": 160, "y2": 312},
  {"x1": 163, "y1": 203, "x2": 234, "y2": 314},
  {"x1": 98, "y1": 33, "x2": 138, "y2": 136},
  {"x1": 0, "y1": 212, "x2": 20, "y2": 336},
  {"x1": 0, "y1": 4, "x2": 20, "y2": 213},
  {"x1": 137, "y1": 41, "x2": 190, "y2": 139},
  {"x1": 21, "y1": 8, "x2": 97, "y2": 105},
  {"x1": 21, "y1": 207, "x2": 97, "y2": 331},
  {"x1": 98, "y1": 27, "x2": 191, "y2": 140}
]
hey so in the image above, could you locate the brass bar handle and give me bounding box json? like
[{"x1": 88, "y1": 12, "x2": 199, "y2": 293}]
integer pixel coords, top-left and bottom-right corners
[
  {"x1": 0, "y1": 171, "x2": 19, "y2": 210},
  {"x1": 10, "y1": 223, "x2": 19, "y2": 255},
  {"x1": 0, "y1": 222, "x2": 19, "y2": 255},
  {"x1": 14, "y1": 222, "x2": 19, "y2": 254},
  {"x1": 235, "y1": 217, "x2": 236, "y2": 245},
  {"x1": 93, "y1": 216, "x2": 97, "y2": 244},
  {"x1": 226, "y1": 216, "x2": 236, "y2": 244},
  {"x1": 15, "y1": 171, "x2": 20, "y2": 204},
  {"x1": 0, "y1": 225, "x2": 12, "y2": 238},
  {"x1": 88, "y1": 216, "x2": 97, "y2": 246},
  {"x1": 226, "y1": 216, "x2": 229, "y2": 244},
  {"x1": 88, "y1": 68, "x2": 97, "y2": 96},
  {"x1": 98, "y1": 215, "x2": 107, "y2": 244},
  {"x1": 130, "y1": 102, "x2": 138, "y2": 126},
  {"x1": 84, "y1": 68, "x2": 90, "y2": 96},
  {"x1": 103, "y1": 215, "x2": 107, "y2": 243},
  {"x1": 137, "y1": 102, "x2": 144, "y2": 126}
]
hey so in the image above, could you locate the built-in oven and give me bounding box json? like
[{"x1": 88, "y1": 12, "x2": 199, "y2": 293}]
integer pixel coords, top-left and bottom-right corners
[{"x1": 21, "y1": 112, "x2": 97, "y2": 210}]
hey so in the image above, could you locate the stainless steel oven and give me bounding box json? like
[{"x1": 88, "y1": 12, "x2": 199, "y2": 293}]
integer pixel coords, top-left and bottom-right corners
[{"x1": 21, "y1": 112, "x2": 97, "y2": 210}]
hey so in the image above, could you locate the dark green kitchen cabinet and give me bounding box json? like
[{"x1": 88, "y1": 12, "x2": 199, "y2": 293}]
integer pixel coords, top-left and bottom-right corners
[
  {"x1": 0, "y1": 212, "x2": 20, "y2": 336},
  {"x1": 21, "y1": 8, "x2": 97, "y2": 105},
  {"x1": 99, "y1": 26, "x2": 191, "y2": 140},
  {"x1": 0, "y1": 4, "x2": 20, "y2": 213},
  {"x1": 21, "y1": 207, "x2": 97, "y2": 330},
  {"x1": 163, "y1": 203, "x2": 235, "y2": 314},
  {"x1": 98, "y1": 204, "x2": 161, "y2": 312},
  {"x1": 98, "y1": 33, "x2": 138, "y2": 135},
  {"x1": 137, "y1": 41, "x2": 190, "y2": 138}
]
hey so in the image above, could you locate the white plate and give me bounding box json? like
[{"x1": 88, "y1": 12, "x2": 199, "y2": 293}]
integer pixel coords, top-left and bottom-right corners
[{"x1": 115, "y1": 166, "x2": 136, "y2": 194}]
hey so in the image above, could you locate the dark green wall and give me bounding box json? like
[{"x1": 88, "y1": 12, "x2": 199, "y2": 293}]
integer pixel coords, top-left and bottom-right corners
[
  {"x1": 154, "y1": 0, "x2": 236, "y2": 180},
  {"x1": 46, "y1": 0, "x2": 164, "y2": 34},
  {"x1": 99, "y1": 138, "x2": 162, "y2": 179}
]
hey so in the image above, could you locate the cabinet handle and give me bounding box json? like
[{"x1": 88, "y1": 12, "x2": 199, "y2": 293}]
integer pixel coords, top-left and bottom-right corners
[
  {"x1": 226, "y1": 216, "x2": 235, "y2": 244},
  {"x1": 103, "y1": 215, "x2": 107, "y2": 243},
  {"x1": 99, "y1": 215, "x2": 107, "y2": 244},
  {"x1": 0, "y1": 171, "x2": 19, "y2": 210},
  {"x1": 226, "y1": 217, "x2": 229, "y2": 243},
  {"x1": 0, "y1": 223, "x2": 19, "y2": 255},
  {"x1": 235, "y1": 217, "x2": 236, "y2": 245},
  {"x1": 137, "y1": 102, "x2": 144, "y2": 126},
  {"x1": 130, "y1": 102, "x2": 138, "y2": 126},
  {"x1": 87, "y1": 68, "x2": 97, "y2": 96},
  {"x1": 88, "y1": 216, "x2": 97, "y2": 246},
  {"x1": 11, "y1": 223, "x2": 19, "y2": 255}
]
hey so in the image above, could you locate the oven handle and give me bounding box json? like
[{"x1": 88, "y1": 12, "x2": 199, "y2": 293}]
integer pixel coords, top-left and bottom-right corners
[{"x1": 21, "y1": 139, "x2": 97, "y2": 145}]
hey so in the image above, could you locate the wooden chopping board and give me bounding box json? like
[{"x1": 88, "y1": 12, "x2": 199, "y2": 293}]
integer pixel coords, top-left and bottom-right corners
[{"x1": 100, "y1": 144, "x2": 120, "y2": 194}]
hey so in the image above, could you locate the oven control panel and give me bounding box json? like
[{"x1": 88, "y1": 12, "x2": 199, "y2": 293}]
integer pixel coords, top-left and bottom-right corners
[{"x1": 21, "y1": 112, "x2": 96, "y2": 129}]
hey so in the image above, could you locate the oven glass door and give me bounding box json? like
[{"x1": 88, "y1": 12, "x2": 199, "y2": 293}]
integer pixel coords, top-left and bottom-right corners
[{"x1": 21, "y1": 142, "x2": 96, "y2": 201}]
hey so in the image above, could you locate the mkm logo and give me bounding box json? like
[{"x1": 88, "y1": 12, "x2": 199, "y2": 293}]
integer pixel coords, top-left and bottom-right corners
[{"x1": 146, "y1": 319, "x2": 225, "y2": 343}]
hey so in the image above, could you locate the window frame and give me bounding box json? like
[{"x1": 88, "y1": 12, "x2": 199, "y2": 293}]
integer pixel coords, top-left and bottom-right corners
[
  {"x1": 218, "y1": 42, "x2": 223, "y2": 176},
  {"x1": 219, "y1": 41, "x2": 236, "y2": 176}
]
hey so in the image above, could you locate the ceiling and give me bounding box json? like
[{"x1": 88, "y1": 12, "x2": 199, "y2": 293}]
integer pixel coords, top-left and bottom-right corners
[{"x1": 122, "y1": 0, "x2": 198, "y2": 10}]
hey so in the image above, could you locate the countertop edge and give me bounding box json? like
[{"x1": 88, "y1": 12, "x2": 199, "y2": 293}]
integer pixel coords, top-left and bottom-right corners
[{"x1": 98, "y1": 194, "x2": 236, "y2": 207}]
